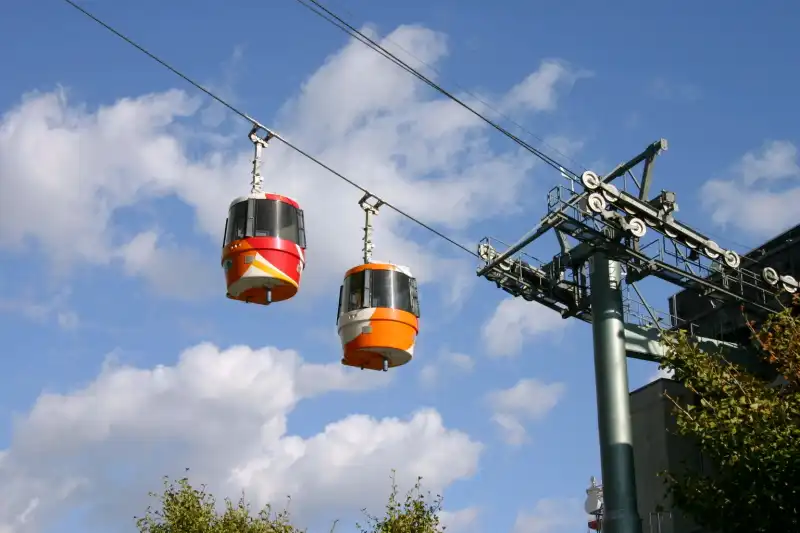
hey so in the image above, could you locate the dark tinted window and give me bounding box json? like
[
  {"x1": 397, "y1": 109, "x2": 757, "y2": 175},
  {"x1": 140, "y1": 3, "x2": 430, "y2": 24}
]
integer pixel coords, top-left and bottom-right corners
[
  {"x1": 225, "y1": 201, "x2": 248, "y2": 245},
  {"x1": 371, "y1": 270, "x2": 413, "y2": 314},
  {"x1": 297, "y1": 209, "x2": 307, "y2": 248},
  {"x1": 338, "y1": 269, "x2": 420, "y2": 317},
  {"x1": 409, "y1": 276, "x2": 420, "y2": 317},
  {"x1": 254, "y1": 199, "x2": 300, "y2": 243},
  {"x1": 342, "y1": 270, "x2": 365, "y2": 313},
  {"x1": 336, "y1": 285, "x2": 343, "y2": 321}
]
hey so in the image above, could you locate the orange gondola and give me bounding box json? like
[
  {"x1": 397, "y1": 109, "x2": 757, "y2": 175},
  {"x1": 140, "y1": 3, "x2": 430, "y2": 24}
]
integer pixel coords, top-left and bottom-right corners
[
  {"x1": 336, "y1": 194, "x2": 420, "y2": 371},
  {"x1": 221, "y1": 126, "x2": 307, "y2": 305}
]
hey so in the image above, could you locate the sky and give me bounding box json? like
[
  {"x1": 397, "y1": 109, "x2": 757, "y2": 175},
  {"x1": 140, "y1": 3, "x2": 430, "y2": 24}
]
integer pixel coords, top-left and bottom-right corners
[{"x1": 0, "y1": 0, "x2": 799, "y2": 532}]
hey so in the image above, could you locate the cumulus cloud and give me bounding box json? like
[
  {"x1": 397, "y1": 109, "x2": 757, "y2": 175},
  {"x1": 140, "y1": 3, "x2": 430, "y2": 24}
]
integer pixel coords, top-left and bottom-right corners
[
  {"x1": 418, "y1": 349, "x2": 475, "y2": 388},
  {"x1": 0, "y1": 25, "x2": 587, "y2": 302},
  {"x1": 116, "y1": 230, "x2": 218, "y2": 300},
  {"x1": 702, "y1": 140, "x2": 800, "y2": 239},
  {"x1": 0, "y1": 287, "x2": 79, "y2": 331},
  {"x1": 512, "y1": 498, "x2": 587, "y2": 533},
  {"x1": 486, "y1": 378, "x2": 566, "y2": 445},
  {"x1": 0, "y1": 342, "x2": 482, "y2": 532},
  {"x1": 481, "y1": 297, "x2": 569, "y2": 358},
  {"x1": 440, "y1": 506, "x2": 480, "y2": 532},
  {"x1": 501, "y1": 60, "x2": 593, "y2": 114}
]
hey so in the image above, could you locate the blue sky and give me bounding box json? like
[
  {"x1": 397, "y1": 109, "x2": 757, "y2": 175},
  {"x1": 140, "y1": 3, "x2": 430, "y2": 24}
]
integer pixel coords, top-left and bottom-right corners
[{"x1": 1, "y1": 1, "x2": 798, "y2": 532}]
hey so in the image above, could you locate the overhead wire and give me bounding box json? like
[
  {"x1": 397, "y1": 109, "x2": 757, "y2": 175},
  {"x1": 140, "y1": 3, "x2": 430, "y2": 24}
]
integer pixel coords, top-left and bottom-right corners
[
  {"x1": 290, "y1": 0, "x2": 589, "y2": 175},
  {"x1": 290, "y1": 0, "x2": 771, "y2": 260},
  {"x1": 289, "y1": 0, "x2": 581, "y2": 180},
  {"x1": 60, "y1": 0, "x2": 480, "y2": 259},
  {"x1": 60, "y1": 0, "x2": 763, "y2": 271}
]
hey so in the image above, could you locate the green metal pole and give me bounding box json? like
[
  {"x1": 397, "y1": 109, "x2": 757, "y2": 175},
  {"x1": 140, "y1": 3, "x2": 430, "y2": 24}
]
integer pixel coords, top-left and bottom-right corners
[{"x1": 590, "y1": 252, "x2": 642, "y2": 533}]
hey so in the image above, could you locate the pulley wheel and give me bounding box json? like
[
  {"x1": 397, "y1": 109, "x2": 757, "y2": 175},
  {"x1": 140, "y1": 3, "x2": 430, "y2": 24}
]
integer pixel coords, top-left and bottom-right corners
[
  {"x1": 628, "y1": 217, "x2": 647, "y2": 238},
  {"x1": 581, "y1": 171, "x2": 601, "y2": 190},
  {"x1": 761, "y1": 267, "x2": 779, "y2": 286},
  {"x1": 587, "y1": 192, "x2": 606, "y2": 213},
  {"x1": 703, "y1": 241, "x2": 721, "y2": 259},
  {"x1": 723, "y1": 250, "x2": 741, "y2": 269},
  {"x1": 781, "y1": 275, "x2": 798, "y2": 294},
  {"x1": 602, "y1": 184, "x2": 619, "y2": 202}
]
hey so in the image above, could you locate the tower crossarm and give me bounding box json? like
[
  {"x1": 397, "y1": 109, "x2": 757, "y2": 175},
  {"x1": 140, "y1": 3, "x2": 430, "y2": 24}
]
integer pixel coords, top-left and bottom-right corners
[
  {"x1": 540, "y1": 178, "x2": 797, "y2": 314},
  {"x1": 477, "y1": 238, "x2": 593, "y2": 322}
]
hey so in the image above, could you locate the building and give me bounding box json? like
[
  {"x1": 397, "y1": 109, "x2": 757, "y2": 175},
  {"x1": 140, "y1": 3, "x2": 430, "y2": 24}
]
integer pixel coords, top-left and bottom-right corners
[
  {"x1": 628, "y1": 223, "x2": 800, "y2": 533},
  {"x1": 668, "y1": 222, "x2": 800, "y2": 352},
  {"x1": 630, "y1": 378, "x2": 713, "y2": 533}
]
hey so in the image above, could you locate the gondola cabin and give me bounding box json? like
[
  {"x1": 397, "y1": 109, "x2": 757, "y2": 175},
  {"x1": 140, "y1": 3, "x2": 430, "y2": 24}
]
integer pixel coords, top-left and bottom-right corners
[
  {"x1": 221, "y1": 193, "x2": 307, "y2": 305},
  {"x1": 336, "y1": 262, "x2": 420, "y2": 371}
]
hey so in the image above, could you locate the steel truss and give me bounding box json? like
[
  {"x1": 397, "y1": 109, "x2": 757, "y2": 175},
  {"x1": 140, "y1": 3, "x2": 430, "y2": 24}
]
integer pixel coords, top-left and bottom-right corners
[
  {"x1": 475, "y1": 139, "x2": 799, "y2": 533},
  {"x1": 477, "y1": 138, "x2": 797, "y2": 336}
]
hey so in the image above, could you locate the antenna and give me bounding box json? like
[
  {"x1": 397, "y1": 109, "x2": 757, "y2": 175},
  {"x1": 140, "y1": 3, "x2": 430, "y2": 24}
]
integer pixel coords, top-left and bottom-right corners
[{"x1": 584, "y1": 476, "x2": 603, "y2": 514}]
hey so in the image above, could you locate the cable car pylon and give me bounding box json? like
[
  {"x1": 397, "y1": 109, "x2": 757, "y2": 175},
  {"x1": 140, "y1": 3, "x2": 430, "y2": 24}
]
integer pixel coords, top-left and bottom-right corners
[{"x1": 475, "y1": 139, "x2": 798, "y2": 533}]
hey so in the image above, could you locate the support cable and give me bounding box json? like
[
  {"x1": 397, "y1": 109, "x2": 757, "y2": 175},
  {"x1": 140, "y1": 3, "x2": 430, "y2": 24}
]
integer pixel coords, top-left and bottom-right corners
[
  {"x1": 290, "y1": 0, "x2": 588, "y2": 176},
  {"x1": 290, "y1": 0, "x2": 767, "y2": 264},
  {"x1": 289, "y1": 0, "x2": 580, "y2": 179},
  {"x1": 61, "y1": 0, "x2": 479, "y2": 259}
]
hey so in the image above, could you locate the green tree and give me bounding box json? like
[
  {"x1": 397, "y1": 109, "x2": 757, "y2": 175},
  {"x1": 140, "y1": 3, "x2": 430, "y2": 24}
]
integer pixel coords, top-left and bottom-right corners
[
  {"x1": 658, "y1": 304, "x2": 800, "y2": 532},
  {"x1": 135, "y1": 474, "x2": 301, "y2": 533},
  {"x1": 356, "y1": 471, "x2": 446, "y2": 533},
  {"x1": 135, "y1": 470, "x2": 446, "y2": 533}
]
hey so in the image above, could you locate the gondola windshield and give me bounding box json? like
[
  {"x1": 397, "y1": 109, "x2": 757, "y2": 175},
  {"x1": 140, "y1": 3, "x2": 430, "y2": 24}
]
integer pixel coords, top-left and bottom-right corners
[
  {"x1": 224, "y1": 199, "x2": 306, "y2": 247},
  {"x1": 338, "y1": 268, "x2": 420, "y2": 316},
  {"x1": 224, "y1": 201, "x2": 248, "y2": 245}
]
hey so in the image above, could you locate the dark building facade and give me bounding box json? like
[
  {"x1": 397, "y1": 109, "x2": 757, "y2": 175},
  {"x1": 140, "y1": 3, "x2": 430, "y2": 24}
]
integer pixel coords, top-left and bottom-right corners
[
  {"x1": 630, "y1": 378, "x2": 713, "y2": 533},
  {"x1": 628, "y1": 223, "x2": 800, "y2": 533},
  {"x1": 668, "y1": 222, "x2": 800, "y2": 347}
]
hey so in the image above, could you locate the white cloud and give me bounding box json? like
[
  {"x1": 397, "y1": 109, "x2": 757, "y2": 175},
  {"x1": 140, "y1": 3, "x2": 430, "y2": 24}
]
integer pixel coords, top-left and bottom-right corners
[
  {"x1": 501, "y1": 60, "x2": 593, "y2": 114},
  {"x1": 418, "y1": 349, "x2": 475, "y2": 388},
  {"x1": 490, "y1": 414, "x2": 529, "y2": 447},
  {"x1": 440, "y1": 506, "x2": 480, "y2": 532},
  {"x1": 481, "y1": 298, "x2": 568, "y2": 358},
  {"x1": 702, "y1": 140, "x2": 800, "y2": 239},
  {"x1": 446, "y1": 352, "x2": 475, "y2": 371},
  {"x1": 737, "y1": 139, "x2": 800, "y2": 186},
  {"x1": 0, "y1": 342, "x2": 482, "y2": 532},
  {"x1": 512, "y1": 498, "x2": 587, "y2": 533},
  {"x1": 0, "y1": 25, "x2": 588, "y2": 302},
  {"x1": 486, "y1": 378, "x2": 566, "y2": 446},
  {"x1": 0, "y1": 287, "x2": 79, "y2": 331},
  {"x1": 116, "y1": 230, "x2": 218, "y2": 300}
]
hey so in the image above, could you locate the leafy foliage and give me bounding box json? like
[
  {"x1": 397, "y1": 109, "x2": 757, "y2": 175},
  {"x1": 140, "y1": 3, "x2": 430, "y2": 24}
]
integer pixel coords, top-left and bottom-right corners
[
  {"x1": 356, "y1": 471, "x2": 446, "y2": 533},
  {"x1": 657, "y1": 303, "x2": 800, "y2": 532},
  {"x1": 135, "y1": 469, "x2": 446, "y2": 533},
  {"x1": 135, "y1": 472, "x2": 301, "y2": 533}
]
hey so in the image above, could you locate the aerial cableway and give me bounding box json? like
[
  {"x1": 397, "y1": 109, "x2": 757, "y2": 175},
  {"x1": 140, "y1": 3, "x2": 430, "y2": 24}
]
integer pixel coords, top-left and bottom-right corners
[{"x1": 60, "y1": 3, "x2": 799, "y2": 532}]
